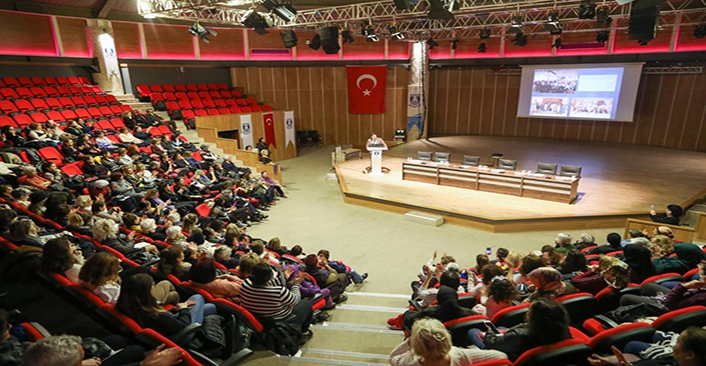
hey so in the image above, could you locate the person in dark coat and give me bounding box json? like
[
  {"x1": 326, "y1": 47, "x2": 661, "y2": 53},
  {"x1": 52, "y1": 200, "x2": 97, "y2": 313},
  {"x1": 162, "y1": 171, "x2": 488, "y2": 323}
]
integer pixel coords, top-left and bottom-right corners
[{"x1": 650, "y1": 204, "x2": 682, "y2": 225}]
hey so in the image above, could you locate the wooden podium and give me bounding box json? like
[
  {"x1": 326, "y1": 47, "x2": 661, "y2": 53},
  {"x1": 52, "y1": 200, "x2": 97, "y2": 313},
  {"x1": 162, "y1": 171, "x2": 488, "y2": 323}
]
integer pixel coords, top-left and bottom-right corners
[{"x1": 366, "y1": 144, "x2": 388, "y2": 175}]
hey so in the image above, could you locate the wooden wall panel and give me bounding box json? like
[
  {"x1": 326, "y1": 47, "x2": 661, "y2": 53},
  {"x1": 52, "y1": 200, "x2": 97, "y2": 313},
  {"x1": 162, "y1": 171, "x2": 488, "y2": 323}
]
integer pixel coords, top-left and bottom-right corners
[
  {"x1": 248, "y1": 30, "x2": 292, "y2": 60},
  {"x1": 143, "y1": 24, "x2": 194, "y2": 59},
  {"x1": 0, "y1": 11, "x2": 55, "y2": 56},
  {"x1": 56, "y1": 17, "x2": 89, "y2": 58},
  {"x1": 428, "y1": 67, "x2": 706, "y2": 151},
  {"x1": 112, "y1": 21, "x2": 141, "y2": 58},
  {"x1": 342, "y1": 37, "x2": 384, "y2": 60},
  {"x1": 200, "y1": 28, "x2": 245, "y2": 60},
  {"x1": 229, "y1": 66, "x2": 407, "y2": 146}
]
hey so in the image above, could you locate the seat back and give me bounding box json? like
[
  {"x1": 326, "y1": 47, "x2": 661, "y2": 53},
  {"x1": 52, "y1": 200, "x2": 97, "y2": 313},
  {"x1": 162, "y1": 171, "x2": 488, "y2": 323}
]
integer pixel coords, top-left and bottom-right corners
[
  {"x1": 513, "y1": 338, "x2": 592, "y2": 366},
  {"x1": 434, "y1": 152, "x2": 450, "y2": 162},
  {"x1": 560, "y1": 165, "x2": 582, "y2": 177},
  {"x1": 588, "y1": 322, "x2": 655, "y2": 355},
  {"x1": 559, "y1": 292, "x2": 597, "y2": 326},
  {"x1": 417, "y1": 151, "x2": 433, "y2": 161},
  {"x1": 462, "y1": 155, "x2": 480, "y2": 166},
  {"x1": 651, "y1": 305, "x2": 706, "y2": 333},
  {"x1": 490, "y1": 302, "x2": 530, "y2": 328},
  {"x1": 536, "y1": 163, "x2": 558, "y2": 175},
  {"x1": 498, "y1": 159, "x2": 517, "y2": 171},
  {"x1": 443, "y1": 315, "x2": 489, "y2": 347}
]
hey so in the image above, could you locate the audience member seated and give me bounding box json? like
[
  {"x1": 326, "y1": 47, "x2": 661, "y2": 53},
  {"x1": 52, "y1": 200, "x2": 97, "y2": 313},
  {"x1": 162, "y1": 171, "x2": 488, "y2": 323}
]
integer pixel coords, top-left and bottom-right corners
[
  {"x1": 8, "y1": 219, "x2": 44, "y2": 248},
  {"x1": 92, "y1": 218, "x2": 158, "y2": 255},
  {"x1": 390, "y1": 318, "x2": 507, "y2": 366},
  {"x1": 624, "y1": 244, "x2": 656, "y2": 283},
  {"x1": 302, "y1": 254, "x2": 349, "y2": 303},
  {"x1": 575, "y1": 233, "x2": 598, "y2": 251},
  {"x1": 468, "y1": 298, "x2": 572, "y2": 362},
  {"x1": 540, "y1": 245, "x2": 562, "y2": 267},
  {"x1": 525, "y1": 267, "x2": 576, "y2": 301},
  {"x1": 473, "y1": 275, "x2": 520, "y2": 319},
  {"x1": 620, "y1": 261, "x2": 706, "y2": 312},
  {"x1": 587, "y1": 232, "x2": 624, "y2": 255},
  {"x1": 651, "y1": 235, "x2": 690, "y2": 275},
  {"x1": 403, "y1": 269, "x2": 475, "y2": 331},
  {"x1": 554, "y1": 233, "x2": 576, "y2": 255},
  {"x1": 39, "y1": 236, "x2": 84, "y2": 283},
  {"x1": 317, "y1": 249, "x2": 367, "y2": 285},
  {"x1": 469, "y1": 264, "x2": 504, "y2": 297},
  {"x1": 650, "y1": 204, "x2": 683, "y2": 225},
  {"x1": 189, "y1": 255, "x2": 244, "y2": 302},
  {"x1": 557, "y1": 249, "x2": 589, "y2": 276}
]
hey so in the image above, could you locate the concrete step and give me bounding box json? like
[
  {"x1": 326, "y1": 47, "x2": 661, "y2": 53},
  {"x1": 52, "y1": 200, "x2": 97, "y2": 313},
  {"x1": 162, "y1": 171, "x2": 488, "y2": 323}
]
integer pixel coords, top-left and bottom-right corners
[
  {"x1": 404, "y1": 211, "x2": 445, "y2": 227},
  {"x1": 125, "y1": 102, "x2": 152, "y2": 110}
]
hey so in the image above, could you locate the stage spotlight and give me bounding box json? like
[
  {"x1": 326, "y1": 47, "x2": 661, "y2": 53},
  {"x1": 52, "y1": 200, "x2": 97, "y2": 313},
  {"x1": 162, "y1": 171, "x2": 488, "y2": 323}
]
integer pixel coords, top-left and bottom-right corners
[
  {"x1": 187, "y1": 22, "x2": 218, "y2": 43},
  {"x1": 595, "y1": 6, "x2": 613, "y2": 28},
  {"x1": 545, "y1": 10, "x2": 562, "y2": 35},
  {"x1": 477, "y1": 42, "x2": 487, "y2": 52},
  {"x1": 260, "y1": 0, "x2": 297, "y2": 22},
  {"x1": 426, "y1": 37, "x2": 439, "y2": 49},
  {"x1": 578, "y1": 0, "x2": 596, "y2": 19},
  {"x1": 513, "y1": 32, "x2": 527, "y2": 47},
  {"x1": 450, "y1": 39, "x2": 458, "y2": 50},
  {"x1": 307, "y1": 34, "x2": 321, "y2": 50},
  {"x1": 508, "y1": 12, "x2": 524, "y2": 34},
  {"x1": 342, "y1": 29, "x2": 355, "y2": 44},
  {"x1": 280, "y1": 29, "x2": 297, "y2": 48},
  {"x1": 241, "y1": 9, "x2": 274, "y2": 35},
  {"x1": 362, "y1": 23, "x2": 379, "y2": 42},
  {"x1": 694, "y1": 25, "x2": 706, "y2": 38},
  {"x1": 428, "y1": 0, "x2": 456, "y2": 20},
  {"x1": 596, "y1": 30, "x2": 609, "y2": 43},
  {"x1": 479, "y1": 27, "x2": 491, "y2": 39},
  {"x1": 552, "y1": 38, "x2": 562, "y2": 49},
  {"x1": 389, "y1": 25, "x2": 404, "y2": 40}
]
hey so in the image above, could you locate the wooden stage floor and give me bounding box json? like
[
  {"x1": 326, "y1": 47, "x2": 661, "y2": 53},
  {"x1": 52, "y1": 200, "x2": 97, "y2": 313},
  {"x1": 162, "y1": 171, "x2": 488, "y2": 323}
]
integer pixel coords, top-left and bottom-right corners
[{"x1": 335, "y1": 136, "x2": 706, "y2": 232}]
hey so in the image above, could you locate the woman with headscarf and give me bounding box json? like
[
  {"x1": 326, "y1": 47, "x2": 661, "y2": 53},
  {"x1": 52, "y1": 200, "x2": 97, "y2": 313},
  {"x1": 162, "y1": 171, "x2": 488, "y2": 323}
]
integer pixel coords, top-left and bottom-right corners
[
  {"x1": 587, "y1": 232, "x2": 624, "y2": 255},
  {"x1": 674, "y1": 243, "x2": 706, "y2": 271},
  {"x1": 624, "y1": 244, "x2": 656, "y2": 284},
  {"x1": 526, "y1": 267, "x2": 576, "y2": 302},
  {"x1": 619, "y1": 262, "x2": 706, "y2": 314}
]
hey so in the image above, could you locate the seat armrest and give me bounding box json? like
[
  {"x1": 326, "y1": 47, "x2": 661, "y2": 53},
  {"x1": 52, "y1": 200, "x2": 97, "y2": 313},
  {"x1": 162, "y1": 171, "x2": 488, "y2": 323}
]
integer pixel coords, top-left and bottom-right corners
[
  {"x1": 170, "y1": 323, "x2": 202, "y2": 345},
  {"x1": 594, "y1": 315, "x2": 619, "y2": 330}
]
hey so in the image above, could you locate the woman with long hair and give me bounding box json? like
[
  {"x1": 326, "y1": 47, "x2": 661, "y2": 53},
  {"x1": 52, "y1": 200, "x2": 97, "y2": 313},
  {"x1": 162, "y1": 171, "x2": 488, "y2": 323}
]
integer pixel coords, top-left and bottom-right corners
[
  {"x1": 469, "y1": 298, "x2": 572, "y2": 362},
  {"x1": 155, "y1": 246, "x2": 191, "y2": 282},
  {"x1": 116, "y1": 273, "x2": 216, "y2": 344},
  {"x1": 39, "y1": 236, "x2": 84, "y2": 282},
  {"x1": 476, "y1": 276, "x2": 520, "y2": 319}
]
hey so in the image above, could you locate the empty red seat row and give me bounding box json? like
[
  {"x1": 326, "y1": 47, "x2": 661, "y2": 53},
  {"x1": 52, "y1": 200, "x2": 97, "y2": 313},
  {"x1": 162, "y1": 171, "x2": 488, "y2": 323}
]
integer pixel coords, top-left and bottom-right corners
[
  {"x1": 0, "y1": 85, "x2": 104, "y2": 99},
  {"x1": 137, "y1": 83, "x2": 231, "y2": 96},
  {"x1": 2, "y1": 106, "x2": 131, "y2": 125},
  {"x1": 1, "y1": 76, "x2": 91, "y2": 88}
]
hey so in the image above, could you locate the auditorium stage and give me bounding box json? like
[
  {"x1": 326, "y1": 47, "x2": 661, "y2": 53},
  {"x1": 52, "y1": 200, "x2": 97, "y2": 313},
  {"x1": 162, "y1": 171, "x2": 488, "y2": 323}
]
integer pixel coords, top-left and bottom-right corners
[{"x1": 334, "y1": 136, "x2": 706, "y2": 233}]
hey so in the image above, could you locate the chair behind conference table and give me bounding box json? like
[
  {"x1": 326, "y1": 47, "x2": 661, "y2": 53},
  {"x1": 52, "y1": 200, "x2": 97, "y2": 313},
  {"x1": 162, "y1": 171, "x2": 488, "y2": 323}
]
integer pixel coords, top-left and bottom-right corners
[
  {"x1": 560, "y1": 165, "x2": 582, "y2": 177},
  {"x1": 433, "y1": 152, "x2": 450, "y2": 162},
  {"x1": 417, "y1": 151, "x2": 433, "y2": 161},
  {"x1": 463, "y1": 155, "x2": 480, "y2": 166},
  {"x1": 536, "y1": 163, "x2": 558, "y2": 175},
  {"x1": 498, "y1": 159, "x2": 517, "y2": 171}
]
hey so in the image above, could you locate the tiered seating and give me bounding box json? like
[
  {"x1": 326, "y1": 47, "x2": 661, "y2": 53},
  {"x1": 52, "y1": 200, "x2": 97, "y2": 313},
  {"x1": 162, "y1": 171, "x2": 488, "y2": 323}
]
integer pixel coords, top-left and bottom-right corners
[{"x1": 137, "y1": 83, "x2": 273, "y2": 121}]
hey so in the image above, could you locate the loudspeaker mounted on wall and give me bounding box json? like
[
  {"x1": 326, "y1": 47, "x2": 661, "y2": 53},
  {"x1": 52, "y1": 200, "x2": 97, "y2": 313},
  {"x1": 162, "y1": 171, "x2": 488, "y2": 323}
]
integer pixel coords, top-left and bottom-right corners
[
  {"x1": 319, "y1": 26, "x2": 340, "y2": 54},
  {"x1": 628, "y1": 5, "x2": 659, "y2": 41},
  {"x1": 280, "y1": 30, "x2": 297, "y2": 48}
]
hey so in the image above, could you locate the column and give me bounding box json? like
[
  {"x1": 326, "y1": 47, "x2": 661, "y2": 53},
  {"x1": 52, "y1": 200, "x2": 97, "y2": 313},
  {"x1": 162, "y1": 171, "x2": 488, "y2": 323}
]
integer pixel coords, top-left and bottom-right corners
[
  {"x1": 86, "y1": 19, "x2": 125, "y2": 95},
  {"x1": 406, "y1": 41, "x2": 429, "y2": 141}
]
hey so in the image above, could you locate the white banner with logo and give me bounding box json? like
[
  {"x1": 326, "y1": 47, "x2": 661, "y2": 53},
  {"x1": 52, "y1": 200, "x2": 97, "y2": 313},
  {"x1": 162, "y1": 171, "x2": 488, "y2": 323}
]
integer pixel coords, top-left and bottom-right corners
[
  {"x1": 239, "y1": 114, "x2": 254, "y2": 149},
  {"x1": 99, "y1": 33, "x2": 120, "y2": 78},
  {"x1": 406, "y1": 84, "x2": 423, "y2": 141},
  {"x1": 284, "y1": 111, "x2": 295, "y2": 148}
]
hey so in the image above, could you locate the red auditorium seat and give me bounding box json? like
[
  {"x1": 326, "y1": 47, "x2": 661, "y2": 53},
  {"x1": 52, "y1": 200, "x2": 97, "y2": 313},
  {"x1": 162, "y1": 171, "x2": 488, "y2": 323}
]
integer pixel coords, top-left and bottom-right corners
[
  {"x1": 162, "y1": 84, "x2": 175, "y2": 92},
  {"x1": 202, "y1": 99, "x2": 215, "y2": 108},
  {"x1": 218, "y1": 107, "x2": 231, "y2": 115},
  {"x1": 120, "y1": 105, "x2": 132, "y2": 112},
  {"x1": 58, "y1": 97, "x2": 74, "y2": 108},
  {"x1": 207, "y1": 109, "x2": 220, "y2": 116},
  {"x1": 0, "y1": 116, "x2": 18, "y2": 128},
  {"x1": 187, "y1": 91, "x2": 199, "y2": 100},
  {"x1": 640, "y1": 273, "x2": 684, "y2": 286},
  {"x1": 98, "y1": 106, "x2": 113, "y2": 117},
  {"x1": 45, "y1": 111, "x2": 64, "y2": 122},
  {"x1": 29, "y1": 112, "x2": 48, "y2": 124},
  {"x1": 15, "y1": 87, "x2": 33, "y2": 99},
  {"x1": 110, "y1": 118, "x2": 126, "y2": 129},
  {"x1": 42, "y1": 86, "x2": 60, "y2": 97},
  {"x1": 490, "y1": 302, "x2": 530, "y2": 328},
  {"x1": 12, "y1": 114, "x2": 32, "y2": 127},
  {"x1": 207, "y1": 83, "x2": 219, "y2": 90},
  {"x1": 0, "y1": 101, "x2": 17, "y2": 114},
  {"x1": 84, "y1": 95, "x2": 98, "y2": 106},
  {"x1": 513, "y1": 339, "x2": 592, "y2": 366},
  {"x1": 91, "y1": 85, "x2": 103, "y2": 94},
  {"x1": 68, "y1": 76, "x2": 81, "y2": 85},
  {"x1": 14, "y1": 100, "x2": 33, "y2": 112},
  {"x1": 165, "y1": 101, "x2": 180, "y2": 113},
  {"x1": 94, "y1": 120, "x2": 113, "y2": 131},
  {"x1": 221, "y1": 90, "x2": 232, "y2": 98},
  {"x1": 217, "y1": 83, "x2": 229, "y2": 90},
  {"x1": 198, "y1": 91, "x2": 211, "y2": 99},
  {"x1": 229, "y1": 106, "x2": 242, "y2": 114},
  {"x1": 214, "y1": 99, "x2": 227, "y2": 108},
  {"x1": 80, "y1": 86, "x2": 93, "y2": 95},
  {"x1": 56, "y1": 86, "x2": 71, "y2": 96},
  {"x1": 231, "y1": 90, "x2": 242, "y2": 97},
  {"x1": 240, "y1": 106, "x2": 252, "y2": 113},
  {"x1": 109, "y1": 105, "x2": 123, "y2": 115},
  {"x1": 44, "y1": 77, "x2": 58, "y2": 85},
  {"x1": 94, "y1": 95, "x2": 108, "y2": 105},
  {"x1": 194, "y1": 109, "x2": 207, "y2": 117},
  {"x1": 186, "y1": 84, "x2": 198, "y2": 91},
  {"x1": 55, "y1": 77, "x2": 69, "y2": 85},
  {"x1": 74, "y1": 108, "x2": 91, "y2": 119},
  {"x1": 179, "y1": 100, "x2": 193, "y2": 110},
  {"x1": 17, "y1": 77, "x2": 33, "y2": 86},
  {"x1": 588, "y1": 322, "x2": 655, "y2": 355},
  {"x1": 3, "y1": 77, "x2": 20, "y2": 87},
  {"x1": 136, "y1": 85, "x2": 151, "y2": 99},
  {"x1": 71, "y1": 96, "x2": 88, "y2": 107},
  {"x1": 251, "y1": 105, "x2": 262, "y2": 112},
  {"x1": 174, "y1": 84, "x2": 187, "y2": 92},
  {"x1": 105, "y1": 95, "x2": 119, "y2": 104},
  {"x1": 30, "y1": 87, "x2": 47, "y2": 98},
  {"x1": 150, "y1": 93, "x2": 164, "y2": 106},
  {"x1": 0, "y1": 88, "x2": 19, "y2": 99},
  {"x1": 245, "y1": 97, "x2": 257, "y2": 105},
  {"x1": 197, "y1": 83, "x2": 208, "y2": 91},
  {"x1": 443, "y1": 315, "x2": 491, "y2": 347},
  {"x1": 236, "y1": 98, "x2": 247, "y2": 106},
  {"x1": 162, "y1": 92, "x2": 176, "y2": 101},
  {"x1": 0, "y1": 79, "x2": 5, "y2": 88},
  {"x1": 78, "y1": 76, "x2": 90, "y2": 84},
  {"x1": 45, "y1": 98, "x2": 61, "y2": 109},
  {"x1": 60, "y1": 163, "x2": 84, "y2": 176},
  {"x1": 175, "y1": 92, "x2": 188, "y2": 100},
  {"x1": 61, "y1": 110, "x2": 78, "y2": 121},
  {"x1": 38, "y1": 146, "x2": 66, "y2": 166},
  {"x1": 261, "y1": 104, "x2": 273, "y2": 111},
  {"x1": 31, "y1": 77, "x2": 46, "y2": 86},
  {"x1": 68, "y1": 86, "x2": 81, "y2": 95},
  {"x1": 149, "y1": 84, "x2": 163, "y2": 93},
  {"x1": 651, "y1": 305, "x2": 706, "y2": 333},
  {"x1": 181, "y1": 110, "x2": 195, "y2": 121}
]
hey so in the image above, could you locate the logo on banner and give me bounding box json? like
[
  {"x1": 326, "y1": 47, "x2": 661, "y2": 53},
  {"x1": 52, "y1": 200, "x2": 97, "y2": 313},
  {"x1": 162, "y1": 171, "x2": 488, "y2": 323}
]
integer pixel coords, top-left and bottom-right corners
[
  {"x1": 242, "y1": 122, "x2": 251, "y2": 135},
  {"x1": 285, "y1": 118, "x2": 294, "y2": 129},
  {"x1": 356, "y1": 74, "x2": 378, "y2": 97},
  {"x1": 409, "y1": 94, "x2": 420, "y2": 108},
  {"x1": 103, "y1": 47, "x2": 116, "y2": 59},
  {"x1": 265, "y1": 117, "x2": 273, "y2": 126}
]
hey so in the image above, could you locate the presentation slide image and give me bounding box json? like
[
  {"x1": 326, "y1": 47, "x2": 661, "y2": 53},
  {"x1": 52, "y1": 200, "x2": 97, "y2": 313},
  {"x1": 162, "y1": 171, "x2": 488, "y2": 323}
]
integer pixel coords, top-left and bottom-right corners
[
  {"x1": 530, "y1": 97, "x2": 570, "y2": 117},
  {"x1": 576, "y1": 74, "x2": 619, "y2": 93},
  {"x1": 569, "y1": 98, "x2": 614, "y2": 119},
  {"x1": 531, "y1": 69, "x2": 579, "y2": 94}
]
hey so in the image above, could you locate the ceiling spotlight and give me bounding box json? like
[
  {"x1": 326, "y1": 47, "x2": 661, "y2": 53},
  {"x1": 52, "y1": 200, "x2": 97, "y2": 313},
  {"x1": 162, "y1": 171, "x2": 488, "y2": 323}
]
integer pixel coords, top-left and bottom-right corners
[
  {"x1": 341, "y1": 29, "x2": 355, "y2": 44},
  {"x1": 260, "y1": 0, "x2": 297, "y2": 23},
  {"x1": 428, "y1": 0, "x2": 456, "y2": 20},
  {"x1": 479, "y1": 27, "x2": 491, "y2": 39},
  {"x1": 362, "y1": 23, "x2": 379, "y2": 42},
  {"x1": 426, "y1": 37, "x2": 439, "y2": 49},
  {"x1": 280, "y1": 29, "x2": 297, "y2": 48},
  {"x1": 307, "y1": 35, "x2": 321, "y2": 50},
  {"x1": 695, "y1": 25, "x2": 706, "y2": 38},
  {"x1": 477, "y1": 42, "x2": 487, "y2": 53},
  {"x1": 552, "y1": 38, "x2": 562, "y2": 49},
  {"x1": 508, "y1": 12, "x2": 524, "y2": 34},
  {"x1": 545, "y1": 10, "x2": 563, "y2": 35},
  {"x1": 451, "y1": 39, "x2": 458, "y2": 50},
  {"x1": 187, "y1": 22, "x2": 218, "y2": 43},
  {"x1": 389, "y1": 25, "x2": 404, "y2": 40},
  {"x1": 241, "y1": 9, "x2": 274, "y2": 35},
  {"x1": 513, "y1": 32, "x2": 528, "y2": 47},
  {"x1": 595, "y1": 5, "x2": 613, "y2": 28},
  {"x1": 596, "y1": 30, "x2": 609, "y2": 43},
  {"x1": 578, "y1": 0, "x2": 596, "y2": 19}
]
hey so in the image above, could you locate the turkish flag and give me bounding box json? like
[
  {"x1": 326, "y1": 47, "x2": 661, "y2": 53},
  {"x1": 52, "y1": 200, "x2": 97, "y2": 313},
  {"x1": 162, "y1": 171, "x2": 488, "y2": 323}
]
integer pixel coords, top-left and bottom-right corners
[
  {"x1": 263, "y1": 112, "x2": 276, "y2": 148},
  {"x1": 347, "y1": 66, "x2": 387, "y2": 114}
]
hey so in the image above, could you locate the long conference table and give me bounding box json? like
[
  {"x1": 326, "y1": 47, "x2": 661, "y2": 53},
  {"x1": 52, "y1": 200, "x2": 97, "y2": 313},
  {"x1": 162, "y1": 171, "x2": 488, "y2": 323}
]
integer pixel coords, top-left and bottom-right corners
[{"x1": 402, "y1": 160, "x2": 580, "y2": 204}]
